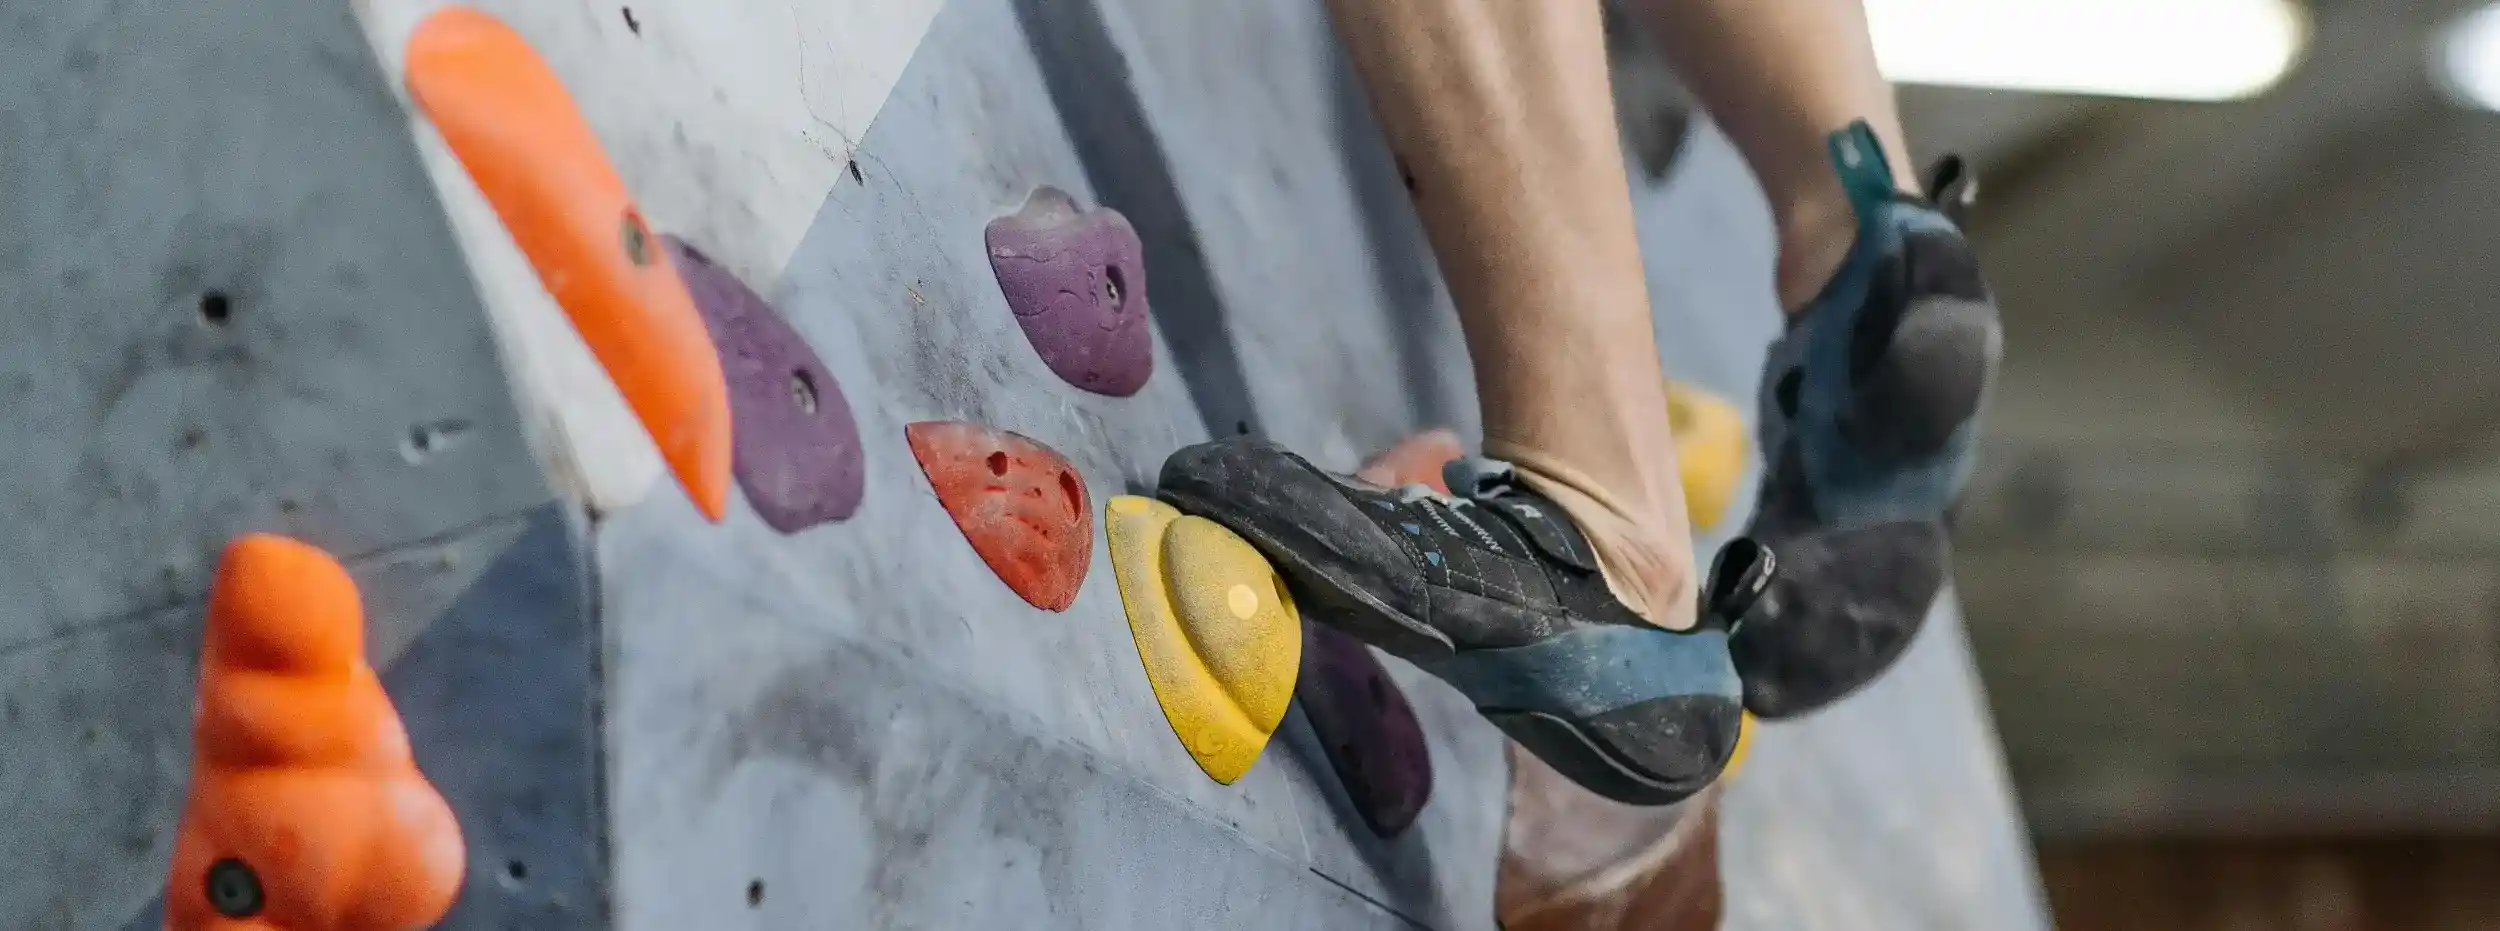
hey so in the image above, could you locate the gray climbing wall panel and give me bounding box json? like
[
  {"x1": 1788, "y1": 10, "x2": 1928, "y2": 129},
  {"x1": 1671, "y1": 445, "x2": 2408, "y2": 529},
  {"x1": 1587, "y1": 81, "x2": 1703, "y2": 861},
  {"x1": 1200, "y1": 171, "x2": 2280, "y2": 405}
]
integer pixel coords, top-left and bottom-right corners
[
  {"x1": 0, "y1": 0, "x2": 2048, "y2": 928},
  {"x1": 0, "y1": 0, "x2": 574, "y2": 925},
  {"x1": 596, "y1": 0, "x2": 1501, "y2": 925}
]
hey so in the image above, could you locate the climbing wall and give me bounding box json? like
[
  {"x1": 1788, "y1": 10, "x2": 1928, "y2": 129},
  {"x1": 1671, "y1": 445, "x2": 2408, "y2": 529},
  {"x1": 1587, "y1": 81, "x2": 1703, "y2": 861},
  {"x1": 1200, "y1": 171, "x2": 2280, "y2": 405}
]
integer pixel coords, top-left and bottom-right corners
[{"x1": 0, "y1": 0, "x2": 2049, "y2": 928}]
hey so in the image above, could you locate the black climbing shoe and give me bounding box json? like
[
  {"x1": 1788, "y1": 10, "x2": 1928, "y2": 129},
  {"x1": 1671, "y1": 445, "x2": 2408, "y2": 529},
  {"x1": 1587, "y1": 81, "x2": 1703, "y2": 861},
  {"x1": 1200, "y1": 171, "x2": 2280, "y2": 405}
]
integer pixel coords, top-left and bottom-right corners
[
  {"x1": 1158, "y1": 437, "x2": 1775, "y2": 806},
  {"x1": 1738, "y1": 122, "x2": 2001, "y2": 718}
]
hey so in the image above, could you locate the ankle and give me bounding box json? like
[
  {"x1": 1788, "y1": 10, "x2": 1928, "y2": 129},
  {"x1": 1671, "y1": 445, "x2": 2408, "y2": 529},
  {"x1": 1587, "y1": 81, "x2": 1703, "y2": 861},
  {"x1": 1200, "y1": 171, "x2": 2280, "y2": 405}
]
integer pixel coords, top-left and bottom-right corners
[
  {"x1": 1772, "y1": 192, "x2": 1859, "y2": 315},
  {"x1": 1495, "y1": 451, "x2": 1699, "y2": 632}
]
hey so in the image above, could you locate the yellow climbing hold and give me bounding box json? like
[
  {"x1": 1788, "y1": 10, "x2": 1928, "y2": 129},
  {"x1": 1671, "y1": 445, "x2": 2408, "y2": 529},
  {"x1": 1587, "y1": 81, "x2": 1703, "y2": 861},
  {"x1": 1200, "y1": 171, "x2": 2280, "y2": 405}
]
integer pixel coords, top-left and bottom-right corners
[
  {"x1": 1722, "y1": 710, "x2": 1759, "y2": 781},
  {"x1": 1106, "y1": 495, "x2": 1303, "y2": 784},
  {"x1": 1666, "y1": 379, "x2": 1749, "y2": 532}
]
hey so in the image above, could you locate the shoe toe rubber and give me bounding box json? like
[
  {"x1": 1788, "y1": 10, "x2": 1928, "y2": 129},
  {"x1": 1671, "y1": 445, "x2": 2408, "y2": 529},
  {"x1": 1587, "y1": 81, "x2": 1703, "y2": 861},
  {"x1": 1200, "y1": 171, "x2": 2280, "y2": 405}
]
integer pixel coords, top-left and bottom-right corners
[{"x1": 1732, "y1": 520, "x2": 1947, "y2": 718}]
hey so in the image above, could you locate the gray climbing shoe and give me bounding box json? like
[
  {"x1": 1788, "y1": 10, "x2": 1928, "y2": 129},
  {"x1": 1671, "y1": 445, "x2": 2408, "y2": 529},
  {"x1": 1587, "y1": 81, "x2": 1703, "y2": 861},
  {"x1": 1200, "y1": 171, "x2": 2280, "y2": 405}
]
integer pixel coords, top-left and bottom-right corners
[
  {"x1": 1738, "y1": 121, "x2": 2001, "y2": 718},
  {"x1": 1157, "y1": 437, "x2": 1773, "y2": 806}
]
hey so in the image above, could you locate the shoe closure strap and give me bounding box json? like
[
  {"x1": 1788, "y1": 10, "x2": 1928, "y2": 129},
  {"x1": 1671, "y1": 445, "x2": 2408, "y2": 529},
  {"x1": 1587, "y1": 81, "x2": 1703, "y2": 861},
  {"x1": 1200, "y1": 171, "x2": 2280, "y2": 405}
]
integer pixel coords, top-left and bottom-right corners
[
  {"x1": 1443, "y1": 457, "x2": 1599, "y2": 574},
  {"x1": 1828, "y1": 119, "x2": 1899, "y2": 234}
]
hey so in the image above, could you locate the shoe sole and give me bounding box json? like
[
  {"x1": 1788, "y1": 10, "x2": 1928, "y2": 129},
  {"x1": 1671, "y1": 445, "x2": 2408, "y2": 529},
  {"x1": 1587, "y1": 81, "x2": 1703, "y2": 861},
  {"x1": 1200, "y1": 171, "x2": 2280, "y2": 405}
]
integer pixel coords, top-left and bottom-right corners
[{"x1": 1159, "y1": 486, "x2": 1720, "y2": 806}]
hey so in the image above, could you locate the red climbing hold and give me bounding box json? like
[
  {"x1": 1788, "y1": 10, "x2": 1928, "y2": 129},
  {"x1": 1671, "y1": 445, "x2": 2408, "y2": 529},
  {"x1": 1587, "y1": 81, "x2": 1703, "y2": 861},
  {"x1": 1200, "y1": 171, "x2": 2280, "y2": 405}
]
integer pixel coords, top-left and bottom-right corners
[
  {"x1": 906, "y1": 422, "x2": 1094, "y2": 611},
  {"x1": 167, "y1": 534, "x2": 465, "y2": 930},
  {"x1": 986, "y1": 187, "x2": 1153, "y2": 397}
]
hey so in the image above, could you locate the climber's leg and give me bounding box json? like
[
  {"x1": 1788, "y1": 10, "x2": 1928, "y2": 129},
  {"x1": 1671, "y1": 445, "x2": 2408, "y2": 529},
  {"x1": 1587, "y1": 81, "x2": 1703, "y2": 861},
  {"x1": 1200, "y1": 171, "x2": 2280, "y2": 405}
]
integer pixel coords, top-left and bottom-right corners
[
  {"x1": 1630, "y1": 0, "x2": 2005, "y2": 717},
  {"x1": 1157, "y1": 0, "x2": 1767, "y2": 805}
]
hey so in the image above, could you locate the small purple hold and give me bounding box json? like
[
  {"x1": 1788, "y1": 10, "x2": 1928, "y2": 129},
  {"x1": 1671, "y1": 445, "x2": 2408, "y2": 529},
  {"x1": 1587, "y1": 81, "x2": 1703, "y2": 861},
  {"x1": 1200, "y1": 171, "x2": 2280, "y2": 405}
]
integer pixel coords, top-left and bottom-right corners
[
  {"x1": 985, "y1": 187, "x2": 1153, "y2": 397},
  {"x1": 1298, "y1": 622, "x2": 1433, "y2": 837},
  {"x1": 664, "y1": 235, "x2": 865, "y2": 532}
]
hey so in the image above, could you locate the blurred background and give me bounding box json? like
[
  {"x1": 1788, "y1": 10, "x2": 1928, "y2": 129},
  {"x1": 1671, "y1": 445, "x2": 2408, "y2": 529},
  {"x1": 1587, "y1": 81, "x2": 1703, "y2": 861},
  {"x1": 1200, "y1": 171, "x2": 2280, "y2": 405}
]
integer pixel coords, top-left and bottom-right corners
[{"x1": 1616, "y1": 0, "x2": 2500, "y2": 927}]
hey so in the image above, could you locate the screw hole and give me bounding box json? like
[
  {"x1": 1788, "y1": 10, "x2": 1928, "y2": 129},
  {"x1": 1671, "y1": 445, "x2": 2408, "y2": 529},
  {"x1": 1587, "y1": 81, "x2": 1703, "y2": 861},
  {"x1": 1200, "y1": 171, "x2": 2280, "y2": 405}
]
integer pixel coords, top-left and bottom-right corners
[
  {"x1": 505, "y1": 860, "x2": 529, "y2": 882},
  {"x1": 1103, "y1": 265, "x2": 1126, "y2": 307},
  {"x1": 198, "y1": 291, "x2": 232, "y2": 325},
  {"x1": 1059, "y1": 469, "x2": 1083, "y2": 517},
  {"x1": 789, "y1": 369, "x2": 820, "y2": 415},
  {"x1": 747, "y1": 879, "x2": 765, "y2": 907},
  {"x1": 205, "y1": 859, "x2": 264, "y2": 918},
  {"x1": 402, "y1": 425, "x2": 439, "y2": 465},
  {"x1": 1235, "y1": 421, "x2": 1251, "y2": 436},
  {"x1": 986, "y1": 451, "x2": 1010, "y2": 477}
]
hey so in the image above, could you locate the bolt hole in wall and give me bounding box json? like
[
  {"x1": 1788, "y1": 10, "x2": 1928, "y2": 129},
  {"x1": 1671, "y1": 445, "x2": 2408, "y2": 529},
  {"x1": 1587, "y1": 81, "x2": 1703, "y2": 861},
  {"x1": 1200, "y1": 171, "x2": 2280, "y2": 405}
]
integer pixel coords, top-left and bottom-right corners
[
  {"x1": 987, "y1": 451, "x2": 1010, "y2": 477},
  {"x1": 400, "y1": 419, "x2": 471, "y2": 465},
  {"x1": 746, "y1": 880, "x2": 765, "y2": 908},
  {"x1": 502, "y1": 860, "x2": 528, "y2": 886},
  {"x1": 198, "y1": 291, "x2": 232, "y2": 325},
  {"x1": 1104, "y1": 264, "x2": 1125, "y2": 306},
  {"x1": 619, "y1": 6, "x2": 639, "y2": 35}
]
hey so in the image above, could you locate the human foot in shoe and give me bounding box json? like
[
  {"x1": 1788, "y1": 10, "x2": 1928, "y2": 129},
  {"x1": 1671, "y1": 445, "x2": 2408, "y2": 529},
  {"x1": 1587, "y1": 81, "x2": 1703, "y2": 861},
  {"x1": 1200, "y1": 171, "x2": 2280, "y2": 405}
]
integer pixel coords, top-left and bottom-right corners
[
  {"x1": 1739, "y1": 121, "x2": 2002, "y2": 718},
  {"x1": 1157, "y1": 437, "x2": 1774, "y2": 806}
]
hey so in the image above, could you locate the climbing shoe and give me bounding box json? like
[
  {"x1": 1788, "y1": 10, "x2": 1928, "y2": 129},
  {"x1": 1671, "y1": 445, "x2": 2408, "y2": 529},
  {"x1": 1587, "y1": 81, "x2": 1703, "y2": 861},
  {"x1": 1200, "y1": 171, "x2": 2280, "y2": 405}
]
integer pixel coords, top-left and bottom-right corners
[
  {"x1": 1738, "y1": 120, "x2": 2001, "y2": 718},
  {"x1": 1158, "y1": 437, "x2": 1775, "y2": 806}
]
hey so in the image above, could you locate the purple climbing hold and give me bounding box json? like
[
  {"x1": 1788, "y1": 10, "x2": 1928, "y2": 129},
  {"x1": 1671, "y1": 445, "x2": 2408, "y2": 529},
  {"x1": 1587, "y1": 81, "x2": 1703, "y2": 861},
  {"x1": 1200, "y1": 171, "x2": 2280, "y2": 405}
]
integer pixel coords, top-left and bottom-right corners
[
  {"x1": 664, "y1": 235, "x2": 865, "y2": 532},
  {"x1": 1298, "y1": 622, "x2": 1433, "y2": 837},
  {"x1": 985, "y1": 187, "x2": 1153, "y2": 397}
]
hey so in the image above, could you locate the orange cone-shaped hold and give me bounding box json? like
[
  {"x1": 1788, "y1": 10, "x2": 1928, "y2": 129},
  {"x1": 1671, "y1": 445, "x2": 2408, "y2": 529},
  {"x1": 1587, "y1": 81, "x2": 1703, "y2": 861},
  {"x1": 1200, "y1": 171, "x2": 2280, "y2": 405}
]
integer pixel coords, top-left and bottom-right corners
[
  {"x1": 166, "y1": 535, "x2": 465, "y2": 930},
  {"x1": 405, "y1": 6, "x2": 732, "y2": 521}
]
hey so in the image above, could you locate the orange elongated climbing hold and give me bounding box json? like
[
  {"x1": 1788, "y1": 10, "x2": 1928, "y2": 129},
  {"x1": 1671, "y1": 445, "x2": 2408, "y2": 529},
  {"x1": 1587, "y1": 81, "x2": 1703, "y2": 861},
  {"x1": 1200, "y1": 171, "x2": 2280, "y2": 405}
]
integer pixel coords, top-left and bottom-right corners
[
  {"x1": 405, "y1": 6, "x2": 732, "y2": 521},
  {"x1": 907, "y1": 422, "x2": 1094, "y2": 612},
  {"x1": 167, "y1": 534, "x2": 465, "y2": 930}
]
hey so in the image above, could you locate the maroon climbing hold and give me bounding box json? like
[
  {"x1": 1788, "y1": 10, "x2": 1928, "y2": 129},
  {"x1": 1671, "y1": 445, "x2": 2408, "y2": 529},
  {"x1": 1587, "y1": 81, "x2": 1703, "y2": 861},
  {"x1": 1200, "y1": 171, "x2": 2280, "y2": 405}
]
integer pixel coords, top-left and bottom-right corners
[
  {"x1": 1293, "y1": 430, "x2": 1456, "y2": 836},
  {"x1": 1299, "y1": 622, "x2": 1433, "y2": 837},
  {"x1": 906, "y1": 421, "x2": 1093, "y2": 612},
  {"x1": 985, "y1": 187, "x2": 1153, "y2": 397},
  {"x1": 665, "y1": 235, "x2": 864, "y2": 532}
]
